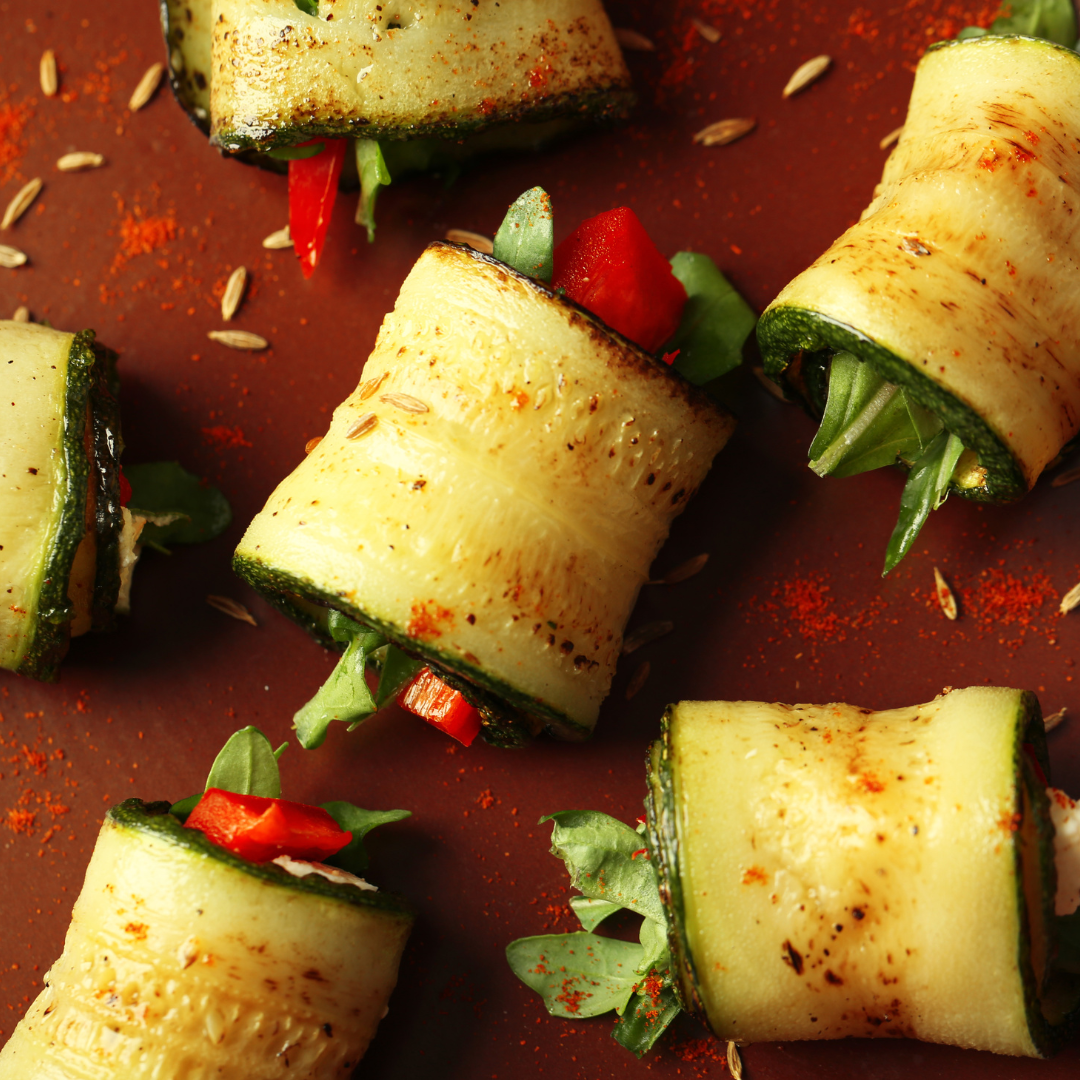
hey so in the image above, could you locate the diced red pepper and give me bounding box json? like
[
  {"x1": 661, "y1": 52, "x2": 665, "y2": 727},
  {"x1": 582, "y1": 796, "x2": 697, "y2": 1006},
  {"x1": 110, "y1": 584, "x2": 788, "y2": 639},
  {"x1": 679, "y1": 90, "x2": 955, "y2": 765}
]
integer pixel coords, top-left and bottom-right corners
[
  {"x1": 289, "y1": 139, "x2": 348, "y2": 279},
  {"x1": 184, "y1": 788, "x2": 352, "y2": 863},
  {"x1": 118, "y1": 470, "x2": 131, "y2": 507},
  {"x1": 397, "y1": 667, "x2": 483, "y2": 747},
  {"x1": 552, "y1": 206, "x2": 687, "y2": 353}
]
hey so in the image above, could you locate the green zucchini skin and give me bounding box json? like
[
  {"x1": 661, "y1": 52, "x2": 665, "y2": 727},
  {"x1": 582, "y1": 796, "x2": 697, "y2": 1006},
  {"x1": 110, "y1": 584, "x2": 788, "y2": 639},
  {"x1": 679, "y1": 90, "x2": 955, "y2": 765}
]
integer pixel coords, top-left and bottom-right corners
[
  {"x1": 17, "y1": 330, "x2": 99, "y2": 681},
  {"x1": 234, "y1": 242, "x2": 732, "y2": 741},
  {"x1": 646, "y1": 689, "x2": 1078, "y2": 1056},
  {"x1": 759, "y1": 34, "x2": 1080, "y2": 503}
]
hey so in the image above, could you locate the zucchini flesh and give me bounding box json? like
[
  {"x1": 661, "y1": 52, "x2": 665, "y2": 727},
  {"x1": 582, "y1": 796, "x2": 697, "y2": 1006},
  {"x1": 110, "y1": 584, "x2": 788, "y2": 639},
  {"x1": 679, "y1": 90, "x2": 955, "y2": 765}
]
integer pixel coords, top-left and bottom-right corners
[
  {"x1": 0, "y1": 324, "x2": 107, "y2": 680},
  {"x1": 647, "y1": 687, "x2": 1073, "y2": 1056},
  {"x1": 759, "y1": 35, "x2": 1080, "y2": 502},
  {"x1": 209, "y1": 0, "x2": 633, "y2": 152},
  {"x1": 234, "y1": 242, "x2": 733, "y2": 738},
  {"x1": 0, "y1": 800, "x2": 413, "y2": 1079}
]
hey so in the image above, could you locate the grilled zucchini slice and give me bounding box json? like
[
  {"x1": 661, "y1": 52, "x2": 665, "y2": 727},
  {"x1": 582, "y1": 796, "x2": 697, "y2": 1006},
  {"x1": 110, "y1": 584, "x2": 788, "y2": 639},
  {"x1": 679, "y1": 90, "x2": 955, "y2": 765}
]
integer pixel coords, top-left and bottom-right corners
[
  {"x1": 234, "y1": 242, "x2": 733, "y2": 739},
  {"x1": 0, "y1": 799, "x2": 413, "y2": 1079},
  {"x1": 758, "y1": 35, "x2": 1080, "y2": 504},
  {"x1": 0, "y1": 322, "x2": 122, "y2": 680},
  {"x1": 646, "y1": 687, "x2": 1080, "y2": 1056}
]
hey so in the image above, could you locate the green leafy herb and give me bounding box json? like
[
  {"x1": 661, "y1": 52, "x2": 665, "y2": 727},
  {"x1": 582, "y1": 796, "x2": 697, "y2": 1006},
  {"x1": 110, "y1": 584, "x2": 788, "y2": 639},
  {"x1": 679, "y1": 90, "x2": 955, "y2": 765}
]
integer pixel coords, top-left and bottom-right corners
[
  {"x1": 266, "y1": 140, "x2": 325, "y2": 160},
  {"x1": 506, "y1": 811, "x2": 681, "y2": 1058},
  {"x1": 125, "y1": 461, "x2": 231, "y2": 552},
  {"x1": 375, "y1": 643, "x2": 425, "y2": 709},
  {"x1": 170, "y1": 726, "x2": 286, "y2": 819},
  {"x1": 321, "y1": 802, "x2": 411, "y2": 875},
  {"x1": 293, "y1": 611, "x2": 388, "y2": 749},
  {"x1": 808, "y1": 353, "x2": 941, "y2": 477},
  {"x1": 493, "y1": 186, "x2": 554, "y2": 282},
  {"x1": 958, "y1": 0, "x2": 1077, "y2": 45},
  {"x1": 292, "y1": 0, "x2": 320, "y2": 17},
  {"x1": 883, "y1": 429, "x2": 965, "y2": 576},
  {"x1": 662, "y1": 252, "x2": 756, "y2": 386},
  {"x1": 355, "y1": 140, "x2": 392, "y2": 243}
]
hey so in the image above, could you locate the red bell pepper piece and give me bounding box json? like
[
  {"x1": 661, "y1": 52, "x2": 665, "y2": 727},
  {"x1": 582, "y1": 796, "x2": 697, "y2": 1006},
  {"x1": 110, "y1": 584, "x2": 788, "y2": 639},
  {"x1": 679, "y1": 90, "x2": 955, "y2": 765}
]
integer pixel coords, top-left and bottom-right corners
[
  {"x1": 289, "y1": 139, "x2": 348, "y2": 279},
  {"x1": 397, "y1": 668, "x2": 483, "y2": 747},
  {"x1": 552, "y1": 207, "x2": 687, "y2": 353},
  {"x1": 118, "y1": 470, "x2": 132, "y2": 507},
  {"x1": 184, "y1": 788, "x2": 352, "y2": 863}
]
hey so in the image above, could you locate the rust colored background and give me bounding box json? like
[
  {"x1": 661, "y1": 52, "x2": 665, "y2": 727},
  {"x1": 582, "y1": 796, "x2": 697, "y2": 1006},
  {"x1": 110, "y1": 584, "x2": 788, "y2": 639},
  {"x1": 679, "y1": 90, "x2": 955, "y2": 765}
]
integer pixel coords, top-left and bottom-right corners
[{"x1": 3, "y1": 1, "x2": 1080, "y2": 1077}]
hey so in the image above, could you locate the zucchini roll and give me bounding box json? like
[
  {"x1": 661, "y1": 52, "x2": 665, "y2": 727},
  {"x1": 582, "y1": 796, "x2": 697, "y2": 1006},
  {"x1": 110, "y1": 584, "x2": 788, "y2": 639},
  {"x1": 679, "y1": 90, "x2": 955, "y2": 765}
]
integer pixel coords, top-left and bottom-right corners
[
  {"x1": 234, "y1": 241, "x2": 734, "y2": 741},
  {"x1": 0, "y1": 729, "x2": 413, "y2": 1078},
  {"x1": 757, "y1": 35, "x2": 1080, "y2": 571},
  {"x1": 647, "y1": 688, "x2": 1078, "y2": 1056},
  {"x1": 0, "y1": 321, "x2": 122, "y2": 680}
]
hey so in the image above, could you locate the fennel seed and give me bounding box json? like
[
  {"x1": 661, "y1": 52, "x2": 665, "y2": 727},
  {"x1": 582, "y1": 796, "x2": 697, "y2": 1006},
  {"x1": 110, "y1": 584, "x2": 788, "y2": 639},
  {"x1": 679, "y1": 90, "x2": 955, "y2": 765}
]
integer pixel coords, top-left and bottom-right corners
[
  {"x1": 262, "y1": 225, "x2": 292, "y2": 250},
  {"x1": 358, "y1": 371, "x2": 389, "y2": 401},
  {"x1": 380, "y1": 391, "x2": 429, "y2": 414},
  {"x1": 207, "y1": 329, "x2": 267, "y2": 350},
  {"x1": 879, "y1": 125, "x2": 904, "y2": 150},
  {"x1": 933, "y1": 567, "x2": 958, "y2": 621},
  {"x1": 625, "y1": 661, "x2": 651, "y2": 700},
  {"x1": 1045, "y1": 707, "x2": 1068, "y2": 733},
  {"x1": 614, "y1": 28, "x2": 655, "y2": 51},
  {"x1": 693, "y1": 118, "x2": 755, "y2": 147},
  {"x1": 128, "y1": 62, "x2": 165, "y2": 112},
  {"x1": 650, "y1": 553, "x2": 709, "y2": 585},
  {"x1": 346, "y1": 412, "x2": 378, "y2": 440},
  {"x1": 1052, "y1": 465, "x2": 1080, "y2": 488},
  {"x1": 446, "y1": 228, "x2": 494, "y2": 254},
  {"x1": 1060, "y1": 581, "x2": 1080, "y2": 615},
  {"x1": 57, "y1": 152, "x2": 104, "y2": 172},
  {"x1": 221, "y1": 266, "x2": 247, "y2": 321},
  {"x1": 727, "y1": 1041, "x2": 743, "y2": 1080},
  {"x1": 305, "y1": 436, "x2": 323, "y2": 454},
  {"x1": 0, "y1": 244, "x2": 28, "y2": 269},
  {"x1": 1, "y1": 178, "x2": 43, "y2": 230},
  {"x1": 622, "y1": 620, "x2": 674, "y2": 654},
  {"x1": 12, "y1": 305, "x2": 29, "y2": 322},
  {"x1": 40, "y1": 50, "x2": 58, "y2": 97},
  {"x1": 206, "y1": 595, "x2": 257, "y2": 626},
  {"x1": 692, "y1": 18, "x2": 720, "y2": 43},
  {"x1": 783, "y1": 54, "x2": 831, "y2": 98}
]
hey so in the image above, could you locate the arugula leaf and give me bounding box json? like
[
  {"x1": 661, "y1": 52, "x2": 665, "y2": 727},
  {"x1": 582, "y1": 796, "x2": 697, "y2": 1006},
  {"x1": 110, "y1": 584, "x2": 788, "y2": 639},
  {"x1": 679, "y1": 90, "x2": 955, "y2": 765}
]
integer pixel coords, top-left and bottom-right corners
[
  {"x1": 883, "y1": 429, "x2": 965, "y2": 575},
  {"x1": 809, "y1": 353, "x2": 941, "y2": 477},
  {"x1": 292, "y1": 0, "x2": 319, "y2": 16},
  {"x1": 493, "y1": 186, "x2": 554, "y2": 282},
  {"x1": 355, "y1": 140, "x2": 392, "y2": 243},
  {"x1": 543, "y1": 810, "x2": 665, "y2": 924},
  {"x1": 662, "y1": 252, "x2": 756, "y2": 386},
  {"x1": 570, "y1": 895, "x2": 623, "y2": 932},
  {"x1": 170, "y1": 726, "x2": 284, "y2": 819},
  {"x1": 294, "y1": 611, "x2": 387, "y2": 749},
  {"x1": 321, "y1": 802, "x2": 411, "y2": 875},
  {"x1": 266, "y1": 140, "x2": 325, "y2": 160},
  {"x1": 612, "y1": 979, "x2": 682, "y2": 1057},
  {"x1": 990, "y1": 0, "x2": 1076, "y2": 44},
  {"x1": 125, "y1": 461, "x2": 231, "y2": 551},
  {"x1": 375, "y1": 644, "x2": 425, "y2": 709},
  {"x1": 506, "y1": 932, "x2": 644, "y2": 1018}
]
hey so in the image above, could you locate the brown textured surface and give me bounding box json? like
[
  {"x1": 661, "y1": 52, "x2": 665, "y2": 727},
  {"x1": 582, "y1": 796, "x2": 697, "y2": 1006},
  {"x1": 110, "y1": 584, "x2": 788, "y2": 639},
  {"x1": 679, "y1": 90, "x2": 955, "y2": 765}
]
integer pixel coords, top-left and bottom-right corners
[{"x1": 2, "y1": 1, "x2": 1080, "y2": 1077}]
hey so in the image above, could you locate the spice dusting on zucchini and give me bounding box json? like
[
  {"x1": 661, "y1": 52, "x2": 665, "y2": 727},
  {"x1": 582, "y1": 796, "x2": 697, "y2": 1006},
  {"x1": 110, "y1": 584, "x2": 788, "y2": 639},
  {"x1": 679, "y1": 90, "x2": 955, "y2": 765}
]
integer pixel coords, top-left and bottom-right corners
[
  {"x1": 235, "y1": 190, "x2": 755, "y2": 747},
  {"x1": 757, "y1": 31, "x2": 1080, "y2": 573},
  {"x1": 510, "y1": 687, "x2": 1080, "y2": 1059}
]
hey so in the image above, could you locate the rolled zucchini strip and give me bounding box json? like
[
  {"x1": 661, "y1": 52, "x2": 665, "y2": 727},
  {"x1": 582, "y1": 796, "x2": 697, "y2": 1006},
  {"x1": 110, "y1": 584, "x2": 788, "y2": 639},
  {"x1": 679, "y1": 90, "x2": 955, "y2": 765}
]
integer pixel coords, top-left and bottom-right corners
[
  {"x1": 0, "y1": 322, "x2": 123, "y2": 680},
  {"x1": 208, "y1": 0, "x2": 633, "y2": 153},
  {"x1": 0, "y1": 800, "x2": 413, "y2": 1079},
  {"x1": 758, "y1": 35, "x2": 1080, "y2": 504},
  {"x1": 647, "y1": 686, "x2": 1080, "y2": 1056},
  {"x1": 235, "y1": 242, "x2": 733, "y2": 739}
]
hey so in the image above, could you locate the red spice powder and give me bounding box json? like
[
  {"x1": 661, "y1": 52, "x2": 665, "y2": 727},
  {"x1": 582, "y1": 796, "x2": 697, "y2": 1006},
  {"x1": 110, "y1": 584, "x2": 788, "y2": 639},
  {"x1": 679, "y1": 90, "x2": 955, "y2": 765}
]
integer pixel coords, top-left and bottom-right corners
[
  {"x1": 201, "y1": 425, "x2": 252, "y2": 449},
  {"x1": 777, "y1": 574, "x2": 843, "y2": 643},
  {"x1": 0, "y1": 98, "x2": 32, "y2": 185},
  {"x1": 112, "y1": 207, "x2": 178, "y2": 273},
  {"x1": 555, "y1": 978, "x2": 591, "y2": 1015},
  {"x1": 963, "y1": 568, "x2": 1056, "y2": 632}
]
